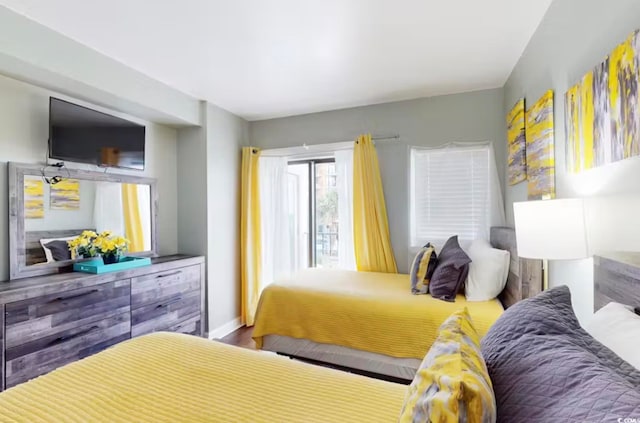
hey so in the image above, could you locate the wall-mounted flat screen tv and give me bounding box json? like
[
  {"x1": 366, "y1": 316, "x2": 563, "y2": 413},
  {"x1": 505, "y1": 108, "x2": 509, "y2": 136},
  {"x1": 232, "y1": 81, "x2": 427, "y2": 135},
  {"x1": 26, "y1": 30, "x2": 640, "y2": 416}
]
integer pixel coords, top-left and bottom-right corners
[{"x1": 49, "y1": 97, "x2": 146, "y2": 170}]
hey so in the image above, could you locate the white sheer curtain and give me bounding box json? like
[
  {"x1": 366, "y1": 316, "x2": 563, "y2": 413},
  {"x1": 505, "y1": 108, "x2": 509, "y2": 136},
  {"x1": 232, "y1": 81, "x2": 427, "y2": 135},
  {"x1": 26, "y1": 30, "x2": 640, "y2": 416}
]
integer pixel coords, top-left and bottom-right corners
[
  {"x1": 94, "y1": 182, "x2": 125, "y2": 236},
  {"x1": 409, "y1": 142, "x2": 505, "y2": 250},
  {"x1": 259, "y1": 156, "x2": 293, "y2": 287},
  {"x1": 259, "y1": 145, "x2": 358, "y2": 274},
  {"x1": 94, "y1": 183, "x2": 152, "y2": 250},
  {"x1": 335, "y1": 149, "x2": 356, "y2": 270}
]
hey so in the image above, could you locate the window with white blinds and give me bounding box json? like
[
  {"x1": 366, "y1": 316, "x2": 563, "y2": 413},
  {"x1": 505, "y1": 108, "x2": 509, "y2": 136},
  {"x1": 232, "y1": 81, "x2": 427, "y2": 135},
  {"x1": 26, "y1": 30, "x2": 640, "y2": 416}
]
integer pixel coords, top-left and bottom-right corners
[{"x1": 410, "y1": 145, "x2": 491, "y2": 247}]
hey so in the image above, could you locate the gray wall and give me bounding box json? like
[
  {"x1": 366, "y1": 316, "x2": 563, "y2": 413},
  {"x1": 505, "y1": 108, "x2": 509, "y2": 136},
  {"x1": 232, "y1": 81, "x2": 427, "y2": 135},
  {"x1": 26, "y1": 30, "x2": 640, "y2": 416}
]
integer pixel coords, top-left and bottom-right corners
[
  {"x1": 250, "y1": 88, "x2": 505, "y2": 273},
  {"x1": 177, "y1": 102, "x2": 248, "y2": 333},
  {"x1": 177, "y1": 123, "x2": 208, "y2": 258},
  {"x1": 503, "y1": 0, "x2": 640, "y2": 323},
  {"x1": 206, "y1": 104, "x2": 248, "y2": 331},
  {"x1": 0, "y1": 73, "x2": 179, "y2": 281}
]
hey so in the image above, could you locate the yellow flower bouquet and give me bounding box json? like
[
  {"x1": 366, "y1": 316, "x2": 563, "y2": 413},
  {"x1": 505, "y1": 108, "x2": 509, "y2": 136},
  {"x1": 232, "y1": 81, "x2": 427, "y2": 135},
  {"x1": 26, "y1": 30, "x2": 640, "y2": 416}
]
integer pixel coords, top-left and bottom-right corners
[
  {"x1": 68, "y1": 231, "x2": 130, "y2": 264},
  {"x1": 67, "y1": 230, "x2": 99, "y2": 259},
  {"x1": 93, "y1": 231, "x2": 131, "y2": 264}
]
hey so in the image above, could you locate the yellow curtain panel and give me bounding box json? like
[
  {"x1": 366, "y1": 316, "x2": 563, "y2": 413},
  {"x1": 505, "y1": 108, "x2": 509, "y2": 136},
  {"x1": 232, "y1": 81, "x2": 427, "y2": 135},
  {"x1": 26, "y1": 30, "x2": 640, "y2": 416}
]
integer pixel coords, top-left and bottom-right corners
[
  {"x1": 241, "y1": 147, "x2": 262, "y2": 326},
  {"x1": 122, "y1": 183, "x2": 144, "y2": 252},
  {"x1": 353, "y1": 134, "x2": 398, "y2": 273}
]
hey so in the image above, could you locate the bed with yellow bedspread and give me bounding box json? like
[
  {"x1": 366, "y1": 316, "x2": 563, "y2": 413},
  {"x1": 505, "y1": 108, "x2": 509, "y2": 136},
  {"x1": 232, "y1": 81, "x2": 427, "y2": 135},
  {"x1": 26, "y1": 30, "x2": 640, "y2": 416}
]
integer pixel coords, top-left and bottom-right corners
[
  {"x1": 253, "y1": 269, "x2": 504, "y2": 362},
  {"x1": 0, "y1": 332, "x2": 406, "y2": 423}
]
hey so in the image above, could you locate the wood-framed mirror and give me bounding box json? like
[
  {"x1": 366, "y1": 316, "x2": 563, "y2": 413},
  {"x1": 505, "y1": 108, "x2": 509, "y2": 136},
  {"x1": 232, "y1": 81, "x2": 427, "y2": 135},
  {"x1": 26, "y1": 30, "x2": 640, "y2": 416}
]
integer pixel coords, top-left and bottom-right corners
[{"x1": 9, "y1": 162, "x2": 158, "y2": 279}]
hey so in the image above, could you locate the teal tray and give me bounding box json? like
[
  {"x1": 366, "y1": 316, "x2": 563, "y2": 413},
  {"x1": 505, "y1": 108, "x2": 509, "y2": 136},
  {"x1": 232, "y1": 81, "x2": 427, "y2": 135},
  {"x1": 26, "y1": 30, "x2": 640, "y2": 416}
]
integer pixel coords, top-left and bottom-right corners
[{"x1": 73, "y1": 256, "x2": 152, "y2": 274}]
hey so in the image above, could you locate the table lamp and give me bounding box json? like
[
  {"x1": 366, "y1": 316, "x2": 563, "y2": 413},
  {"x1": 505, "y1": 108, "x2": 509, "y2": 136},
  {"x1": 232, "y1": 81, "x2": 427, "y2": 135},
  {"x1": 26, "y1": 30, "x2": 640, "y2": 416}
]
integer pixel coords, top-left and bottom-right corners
[{"x1": 513, "y1": 199, "x2": 589, "y2": 290}]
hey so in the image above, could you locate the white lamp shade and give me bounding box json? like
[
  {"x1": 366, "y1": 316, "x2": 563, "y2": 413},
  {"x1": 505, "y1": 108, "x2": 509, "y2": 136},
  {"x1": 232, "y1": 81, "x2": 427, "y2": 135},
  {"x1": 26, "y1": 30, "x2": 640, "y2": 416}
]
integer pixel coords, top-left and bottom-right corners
[{"x1": 513, "y1": 199, "x2": 589, "y2": 260}]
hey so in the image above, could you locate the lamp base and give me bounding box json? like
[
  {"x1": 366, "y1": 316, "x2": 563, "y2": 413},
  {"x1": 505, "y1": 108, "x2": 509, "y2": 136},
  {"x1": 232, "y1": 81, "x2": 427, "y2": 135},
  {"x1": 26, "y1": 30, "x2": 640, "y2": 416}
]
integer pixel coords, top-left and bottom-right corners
[{"x1": 542, "y1": 259, "x2": 549, "y2": 290}]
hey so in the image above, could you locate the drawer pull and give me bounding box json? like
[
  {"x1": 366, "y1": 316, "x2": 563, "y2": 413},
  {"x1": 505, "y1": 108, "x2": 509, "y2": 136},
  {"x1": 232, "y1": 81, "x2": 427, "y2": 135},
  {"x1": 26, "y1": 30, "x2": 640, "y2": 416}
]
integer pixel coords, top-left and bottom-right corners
[
  {"x1": 53, "y1": 289, "x2": 99, "y2": 303},
  {"x1": 51, "y1": 325, "x2": 100, "y2": 346},
  {"x1": 156, "y1": 271, "x2": 181, "y2": 279},
  {"x1": 156, "y1": 297, "x2": 183, "y2": 309}
]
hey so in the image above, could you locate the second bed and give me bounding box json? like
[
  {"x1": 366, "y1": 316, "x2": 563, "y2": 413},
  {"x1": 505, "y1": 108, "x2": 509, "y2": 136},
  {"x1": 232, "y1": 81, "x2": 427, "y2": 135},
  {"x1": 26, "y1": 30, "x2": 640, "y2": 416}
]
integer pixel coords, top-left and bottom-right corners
[{"x1": 252, "y1": 227, "x2": 542, "y2": 381}]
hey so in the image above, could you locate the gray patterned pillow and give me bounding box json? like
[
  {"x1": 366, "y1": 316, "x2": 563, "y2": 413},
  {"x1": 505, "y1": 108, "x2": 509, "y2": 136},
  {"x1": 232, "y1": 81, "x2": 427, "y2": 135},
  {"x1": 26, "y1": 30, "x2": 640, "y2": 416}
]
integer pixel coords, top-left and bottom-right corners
[{"x1": 410, "y1": 243, "x2": 437, "y2": 294}]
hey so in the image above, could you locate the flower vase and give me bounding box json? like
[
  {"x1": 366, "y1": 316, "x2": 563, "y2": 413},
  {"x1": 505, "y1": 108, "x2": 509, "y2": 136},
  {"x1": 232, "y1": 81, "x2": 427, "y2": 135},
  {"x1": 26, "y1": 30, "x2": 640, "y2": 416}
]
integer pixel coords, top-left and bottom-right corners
[{"x1": 102, "y1": 254, "x2": 120, "y2": 265}]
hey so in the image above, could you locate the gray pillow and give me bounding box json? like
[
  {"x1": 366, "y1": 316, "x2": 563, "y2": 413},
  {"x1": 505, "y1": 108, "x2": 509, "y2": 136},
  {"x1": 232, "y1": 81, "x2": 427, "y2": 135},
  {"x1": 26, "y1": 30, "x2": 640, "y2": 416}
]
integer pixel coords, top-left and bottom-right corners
[
  {"x1": 45, "y1": 240, "x2": 72, "y2": 262},
  {"x1": 481, "y1": 286, "x2": 640, "y2": 422},
  {"x1": 429, "y1": 236, "x2": 471, "y2": 302}
]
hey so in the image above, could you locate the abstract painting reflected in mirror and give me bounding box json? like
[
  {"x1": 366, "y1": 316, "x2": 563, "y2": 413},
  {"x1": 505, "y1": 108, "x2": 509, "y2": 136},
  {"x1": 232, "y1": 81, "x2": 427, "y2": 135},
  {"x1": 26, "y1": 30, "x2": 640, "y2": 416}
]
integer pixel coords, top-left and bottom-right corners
[
  {"x1": 24, "y1": 176, "x2": 152, "y2": 266},
  {"x1": 24, "y1": 179, "x2": 44, "y2": 219}
]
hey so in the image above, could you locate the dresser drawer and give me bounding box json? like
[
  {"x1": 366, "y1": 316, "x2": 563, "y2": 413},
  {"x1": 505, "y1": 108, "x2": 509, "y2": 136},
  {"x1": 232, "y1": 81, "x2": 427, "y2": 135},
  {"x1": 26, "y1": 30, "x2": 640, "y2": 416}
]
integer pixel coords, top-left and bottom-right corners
[
  {"x1": 167, "y1": 315, "x2": 201, "y2": 336},
  {"x1": 5, "y1": 312, "x2": 130, "y2": 388},
  {"x1": 131, "y1": 289, "x2": 200, "y2": 337},
  {"x1": 5, "y1": 280, "x2": 131, "y2": 349},
  {"x1": 131, "y1": 265, "x2": 200, "y2": 308}
]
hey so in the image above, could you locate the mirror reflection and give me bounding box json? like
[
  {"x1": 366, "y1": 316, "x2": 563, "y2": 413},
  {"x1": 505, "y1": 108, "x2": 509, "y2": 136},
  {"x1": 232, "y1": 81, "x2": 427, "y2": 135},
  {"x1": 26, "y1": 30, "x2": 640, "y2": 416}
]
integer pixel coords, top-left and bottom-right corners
[{"x1": 24, "y1": 176, "x2": 152, "y2": 266}]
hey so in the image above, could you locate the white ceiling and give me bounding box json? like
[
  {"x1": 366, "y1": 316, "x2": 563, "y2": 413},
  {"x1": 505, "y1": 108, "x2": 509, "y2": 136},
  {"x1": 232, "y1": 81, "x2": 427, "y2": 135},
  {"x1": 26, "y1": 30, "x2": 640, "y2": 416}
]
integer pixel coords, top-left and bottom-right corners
[{"x1": 0, "y1": 0, "x2": 552, "y2": 121}]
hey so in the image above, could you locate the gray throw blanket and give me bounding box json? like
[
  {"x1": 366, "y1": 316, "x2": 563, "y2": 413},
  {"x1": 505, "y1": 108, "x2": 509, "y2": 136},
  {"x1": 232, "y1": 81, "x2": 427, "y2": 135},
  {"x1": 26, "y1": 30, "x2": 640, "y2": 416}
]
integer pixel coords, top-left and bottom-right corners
[{"x1": 481, "y1": 286, "x2": 640, "y2": 422}]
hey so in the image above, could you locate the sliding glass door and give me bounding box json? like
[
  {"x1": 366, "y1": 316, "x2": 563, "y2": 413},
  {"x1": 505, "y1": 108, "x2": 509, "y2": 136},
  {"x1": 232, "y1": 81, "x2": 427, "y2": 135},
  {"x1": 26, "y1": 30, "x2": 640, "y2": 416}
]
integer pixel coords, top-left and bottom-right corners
[
  {"x1": 287, "y1": 163, "x2": 310, "y2": 269},
  {"x1": 288, "y1": 159, "x2": 339, "y2": 268}
]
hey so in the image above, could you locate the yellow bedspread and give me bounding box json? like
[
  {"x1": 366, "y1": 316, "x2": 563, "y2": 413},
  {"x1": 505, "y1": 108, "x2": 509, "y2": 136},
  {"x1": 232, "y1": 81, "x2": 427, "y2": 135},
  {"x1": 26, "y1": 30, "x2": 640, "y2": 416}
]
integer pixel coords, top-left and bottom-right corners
[
  {"x1": 0, "y1": 332, "x2": 406, "y2": 423},
  {"x1": 253, "y1": 269, "x2": 504, "y2": 359}
]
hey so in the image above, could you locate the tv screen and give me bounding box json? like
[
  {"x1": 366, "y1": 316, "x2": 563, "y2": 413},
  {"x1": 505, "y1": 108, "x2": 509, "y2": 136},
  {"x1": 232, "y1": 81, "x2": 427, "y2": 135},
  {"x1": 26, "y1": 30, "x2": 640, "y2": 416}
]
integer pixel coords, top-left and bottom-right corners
[{"x1": 49, "y1": 97, "x2": 146, "y2": 170}]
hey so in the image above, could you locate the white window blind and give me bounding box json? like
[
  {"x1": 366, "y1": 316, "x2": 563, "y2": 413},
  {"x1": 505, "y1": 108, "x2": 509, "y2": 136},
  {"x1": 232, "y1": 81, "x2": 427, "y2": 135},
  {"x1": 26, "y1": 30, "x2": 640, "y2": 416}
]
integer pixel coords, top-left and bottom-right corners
[{"x1": 410, "y1": 145, "x2": 491, "y2": 247}]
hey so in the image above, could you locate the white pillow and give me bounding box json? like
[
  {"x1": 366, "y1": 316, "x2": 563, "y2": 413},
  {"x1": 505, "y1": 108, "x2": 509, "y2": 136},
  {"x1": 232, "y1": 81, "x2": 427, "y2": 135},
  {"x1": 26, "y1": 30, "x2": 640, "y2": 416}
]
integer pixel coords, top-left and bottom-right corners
[
  {"x1": 39, "y1": 236, "x2": 77, "y2": 263},
  {"x1": 586, "y1": 302, "x2": 640, "y2": 371},
  {"x1": 464, "y1": 239, "x2": 510, "y2": 302}
]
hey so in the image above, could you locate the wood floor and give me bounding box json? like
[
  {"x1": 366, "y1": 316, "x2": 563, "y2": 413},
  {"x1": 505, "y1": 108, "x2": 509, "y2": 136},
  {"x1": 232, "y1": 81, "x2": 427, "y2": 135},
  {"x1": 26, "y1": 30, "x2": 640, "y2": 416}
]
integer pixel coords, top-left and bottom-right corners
[{"x1": 218, "y1": 325, "x2": 256, "y2": 350}]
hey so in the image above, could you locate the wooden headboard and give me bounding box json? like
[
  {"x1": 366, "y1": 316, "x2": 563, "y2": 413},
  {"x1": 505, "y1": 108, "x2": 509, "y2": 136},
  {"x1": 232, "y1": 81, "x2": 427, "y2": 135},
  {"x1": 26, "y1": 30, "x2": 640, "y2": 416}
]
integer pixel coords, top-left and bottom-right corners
[
  {"x1": 594, "y1": 253, "x2": 640, "y2": 311},
  {"x1": 25, "y1": 229, "x2": 92, "y2": 265},
  {"x1": 490, "y1": 226, "x2": 543, "y2": 308}
]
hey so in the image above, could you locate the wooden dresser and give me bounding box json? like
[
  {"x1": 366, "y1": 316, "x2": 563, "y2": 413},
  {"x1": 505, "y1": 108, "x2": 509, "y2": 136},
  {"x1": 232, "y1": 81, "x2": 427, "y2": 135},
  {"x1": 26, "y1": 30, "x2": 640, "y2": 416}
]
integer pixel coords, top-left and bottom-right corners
[{"x1": 0, "y1": 255, "x2": 205, "y2": 390}]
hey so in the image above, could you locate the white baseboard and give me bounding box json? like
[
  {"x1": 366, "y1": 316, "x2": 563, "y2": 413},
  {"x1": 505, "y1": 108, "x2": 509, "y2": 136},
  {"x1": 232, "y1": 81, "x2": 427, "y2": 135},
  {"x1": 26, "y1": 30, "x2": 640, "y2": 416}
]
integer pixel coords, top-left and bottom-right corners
[{"x1": 208, "y1": 317, "x2": 243, "y2": 340}]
